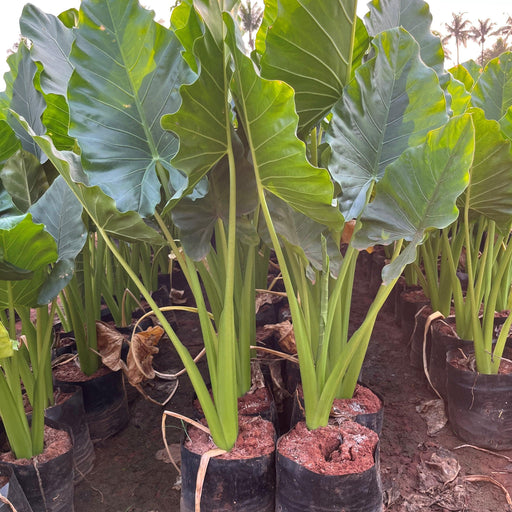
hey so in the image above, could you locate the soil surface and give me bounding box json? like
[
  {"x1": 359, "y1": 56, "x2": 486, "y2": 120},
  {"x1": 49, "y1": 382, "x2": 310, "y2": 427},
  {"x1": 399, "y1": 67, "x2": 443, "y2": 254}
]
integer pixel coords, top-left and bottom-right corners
[
  {"x1": 73, "y1": 262, "x2": 512, "y2": 511},
  {"x1": 277, "y1": 420, "x2": 378, "y2": 475},
  {"x1": 1, "y1": 426, "x2": 72, "y2": 465},
  {"x1": 185, "y1": 416, "x2": 275, "y2": 459}
]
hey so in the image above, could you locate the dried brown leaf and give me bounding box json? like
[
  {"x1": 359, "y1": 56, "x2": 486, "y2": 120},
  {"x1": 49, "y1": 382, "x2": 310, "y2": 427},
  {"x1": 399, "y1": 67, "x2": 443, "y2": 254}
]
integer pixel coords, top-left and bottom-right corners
[
  {"x1": 96, "y1": 321, "x2": 125, "y2": 371},
  {"x1": 255, "y1": 291, "x2": 283, "y2": 313},
  {"x1": 125, "y1": 326, "x2": 164, "y2": 385},
  {"x1": 260, "y1": 321, "x2": 296, "y2": 354},
  {"x1": 416, "y1": 399, "x2": 448, "y2": 436}
]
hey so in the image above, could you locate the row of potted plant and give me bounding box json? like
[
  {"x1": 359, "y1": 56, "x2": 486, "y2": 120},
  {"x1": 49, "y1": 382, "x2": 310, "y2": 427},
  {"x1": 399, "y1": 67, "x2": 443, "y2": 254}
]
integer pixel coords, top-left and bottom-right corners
[
  {"x1": 395, "y1": 51, "x2": 512, "y2": 451},
  {"x1": 1, "y1": 0, "x2": 509, "y2": 510}
]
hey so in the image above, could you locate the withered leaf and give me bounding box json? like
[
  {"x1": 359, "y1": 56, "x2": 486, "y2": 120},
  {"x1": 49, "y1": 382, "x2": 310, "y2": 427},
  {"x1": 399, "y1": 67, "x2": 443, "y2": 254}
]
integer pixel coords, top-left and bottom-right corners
[
  {"x1": 255, "y1": 291, "x2": 283, "y2": 314},
  {"x1": 96, "y1": 321, "x2": 125, "y2": 371},
  {"x1": 261, "y1": 320, "x2": 296, "y2": 354},
  {"x1": 126, "y1": 326, "x2": 164, "y2": 386}
]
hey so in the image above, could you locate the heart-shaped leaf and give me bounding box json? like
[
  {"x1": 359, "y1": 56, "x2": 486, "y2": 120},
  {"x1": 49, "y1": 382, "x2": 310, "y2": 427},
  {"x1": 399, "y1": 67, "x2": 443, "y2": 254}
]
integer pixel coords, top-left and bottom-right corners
[
  {"x1": 328, "y1": 28, "x2": 448, "y2": 219},
  {"x1": 225, "y1": 15, "x2": 342, "y2": 230},
  {"x1": 68, "y1": 0, "x2": 196, "y2": 215},
  {"x1": 0, "y1": 214, "x2": 58, "y2": 307},
  {"x1": 13, "y1": 112, "x2": 165, "y2": 246},
  {"x1": 365, "y1": 0, "x2": 449, "y2": 89},
  {"x1": 260, "y1": 0, "x2": 358, "y2": 136},
  {"x1": 458, "y1": 108, "x2": 512, "y2": 227},
  {"x1": 471, "y1": 52, "x2": 512, "y2": 121},
  {"x1": 353, "y1": 115, "x2": 475, "y2": 283},
  {"x1": 0, "y1": 149, "x2": 49, "y2": 212}
]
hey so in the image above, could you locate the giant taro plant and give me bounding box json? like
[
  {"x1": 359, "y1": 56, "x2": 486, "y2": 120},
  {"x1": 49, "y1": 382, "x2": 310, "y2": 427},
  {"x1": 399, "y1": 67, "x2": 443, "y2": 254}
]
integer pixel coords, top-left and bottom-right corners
[
  {"x1": 4, "y1": 0, "x2": 477, "y2": 447},
  {"x1": 428, "y1": 53, "x2": 512, "y2": 375},
  {"x1": 247, "y1": 0, "x2": 475, "y2": 428}
]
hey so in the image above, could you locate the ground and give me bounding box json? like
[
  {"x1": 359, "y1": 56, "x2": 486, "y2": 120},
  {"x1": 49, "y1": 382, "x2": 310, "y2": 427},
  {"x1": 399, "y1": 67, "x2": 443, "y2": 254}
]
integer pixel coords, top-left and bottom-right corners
[{"x1": 74, "y1": 264, "x2": 512, "y2": 512}]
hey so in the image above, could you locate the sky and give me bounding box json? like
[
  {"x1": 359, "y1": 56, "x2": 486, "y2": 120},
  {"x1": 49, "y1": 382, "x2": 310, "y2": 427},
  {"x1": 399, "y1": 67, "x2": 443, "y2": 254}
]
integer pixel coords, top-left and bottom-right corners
[{"x1": 0, "y1": 0, "x2": 510, "y2": 89}]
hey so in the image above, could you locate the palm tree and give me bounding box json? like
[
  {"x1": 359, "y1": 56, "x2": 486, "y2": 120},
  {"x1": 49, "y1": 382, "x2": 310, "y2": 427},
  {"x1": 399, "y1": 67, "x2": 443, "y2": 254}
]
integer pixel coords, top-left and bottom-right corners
[
  {"x1": 481, "y1": 37, "x2": 512, "y2": 66},
  {"x1": 239, "y1": 0, "x2": 263, "y2": 50},
  {"x1": 500, "y1": 15, "x2": 512, "y2": 42},
  {"x1": 470, "y1": 18, "x2": 502, "y2": 66},
  {"x1": 444, "y1": 12, "x2": 471, "y2": 65}
]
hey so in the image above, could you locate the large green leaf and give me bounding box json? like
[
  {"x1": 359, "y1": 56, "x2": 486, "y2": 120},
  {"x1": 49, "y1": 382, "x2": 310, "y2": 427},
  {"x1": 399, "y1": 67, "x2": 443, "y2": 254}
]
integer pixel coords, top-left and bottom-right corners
[
  {"x1": 254, "y1": 0, "x2": 277, "y2": 56},
  {"x1": 20, "y1": 5, "x2": 76, "y2": 150},
  {"x1": 170, "y1": 0, "x2": 202, "y2": 73},
  {"x1": 471, "y1": 52, "x2": 512, "y2": 121},
  {"x1": 449, "y1": 64, "x2": 475, "y2": 92},
  {"x1": 30, "y1": 176, "x2": 88, "y2": 302},
  {"x1": 225, "y1": 15, "x2": 342, "y2": 230},
  {"x1": 501, "y1": 107, "x2": 512, "y2": 141},
  {"x1": 68, "y1": 0, "x2": 196, "y2": 216},
  {"x1": 20, "y1": 4, "x2": 74, "y2": 96},
  {"x1": 7, "y1": 45, "x2": 47, "y2": 164},
  {"x1": 260, "y1": 0, "x2": 358, "y2": 136},
  {"x1": 0, "y1": 149, "x2": 49, "y2": 212},
  {"x1": 30, "y1": 175, "x2": 87, "y2": 262},
  {"x1": 13, "y1": 112, "x2": 165, "y2": 246},
  {"x1": 0, "y1": 214, "x2": 58, "y2": 307},
  {"x1": 365, "y1": 0, "x2": 448, "y2": 89},
  {"x1": 0, "y1": 189, "x2": 21, "y2": 218},
  {"x1": 459, "y1": 108, "x2": 512, "y2": 227},
  {"x1": 328, "y1": 28, "x2": 448, "y2": 219},
  {"x1": 161, "y1": 22, "x2": 230, "y2": 204},
  {"x1": 353, "y1": 115, "x2": 475, "y2": 283},
  {"x1": 446, "y1": 75, "x2": 472, "y2": 116},
  {"x1": 0, "y1": 260, "x2": 34, "y2": 281}
]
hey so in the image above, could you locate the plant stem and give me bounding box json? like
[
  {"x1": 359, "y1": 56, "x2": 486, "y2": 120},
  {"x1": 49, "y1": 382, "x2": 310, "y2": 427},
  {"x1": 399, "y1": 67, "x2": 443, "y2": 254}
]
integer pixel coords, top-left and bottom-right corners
[{"x1": 463, "y1": 187, "x2": 489, "y2": 373}]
